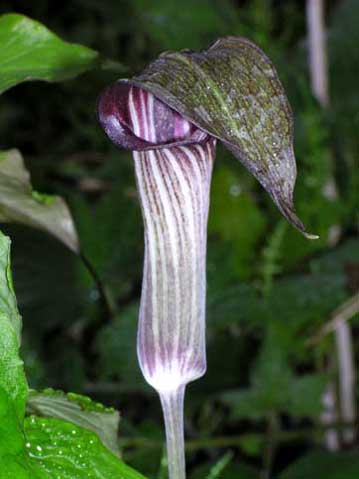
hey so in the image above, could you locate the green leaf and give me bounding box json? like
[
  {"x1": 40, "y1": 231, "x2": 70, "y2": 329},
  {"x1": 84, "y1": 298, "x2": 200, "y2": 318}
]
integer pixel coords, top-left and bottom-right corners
[
  {"x1": 280, "y1": 451, "x2": 359, "y2": 479},
  {"x1": 0, "y1": 14, "x2": 98, "y2": 94},
  {"x1": 27, "y1": 388, "x2": 121, "y2": 457},
  {"x1": 0, "y1": 232, "x2": 31, "y2": 476},
  {"x1": 24, "y1": 416, "x2": 146, "y2": 479},
  {"x1": 0, "y1": 387, "x2": 26, "y2": 461},
  {"x1": 205, "y1": 452, "x2": 233, "y2": 479},
  {"x1": 0, "y1": 231, "x2": 27, "y2": 420},
  {"x1": 128, "y1": 37, "x2": 315, "y2": 237},
  {"x1": 0, "y1": 149, "x2": 79, "y2": 252},
  {"x1": 0, "y1": 231, "x2": 144, "y2": 478}
]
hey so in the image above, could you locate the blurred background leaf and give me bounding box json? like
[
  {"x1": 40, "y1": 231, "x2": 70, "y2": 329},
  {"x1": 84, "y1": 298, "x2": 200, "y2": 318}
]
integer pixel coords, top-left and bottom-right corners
[
  {"x1": 0, "y1": 149, "x2": 79, "y2": 252},
  {"x1": 280, "y1": 450, "x2": 359, "y2": 479}
]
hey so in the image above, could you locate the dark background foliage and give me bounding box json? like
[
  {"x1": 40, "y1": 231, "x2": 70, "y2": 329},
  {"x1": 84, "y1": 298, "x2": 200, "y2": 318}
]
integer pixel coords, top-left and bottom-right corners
[{"x1": 0, "y1": 0, "x2": 358, "y2": 477}]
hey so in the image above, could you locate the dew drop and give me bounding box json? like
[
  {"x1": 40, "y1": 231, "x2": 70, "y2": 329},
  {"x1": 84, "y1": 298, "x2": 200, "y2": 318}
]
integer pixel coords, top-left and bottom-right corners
[{"x1": 36, "y1": 445, "x2": 42, "y2": 452}]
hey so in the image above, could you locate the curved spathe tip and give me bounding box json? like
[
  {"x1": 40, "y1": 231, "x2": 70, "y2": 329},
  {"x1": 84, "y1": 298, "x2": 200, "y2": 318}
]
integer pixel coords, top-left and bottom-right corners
[
  {"x1": 98, "y1": 37, "x2": 315, "y2": 240},
  {"x1": 273, "y1": 195, "x2": 318, "y2": 239}
]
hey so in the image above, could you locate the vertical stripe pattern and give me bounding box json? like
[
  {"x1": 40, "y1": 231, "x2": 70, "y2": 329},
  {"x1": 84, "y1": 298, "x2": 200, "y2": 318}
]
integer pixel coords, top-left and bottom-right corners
[{"x1": 127, "y1": 86, "x2": 215, "y2": 392}]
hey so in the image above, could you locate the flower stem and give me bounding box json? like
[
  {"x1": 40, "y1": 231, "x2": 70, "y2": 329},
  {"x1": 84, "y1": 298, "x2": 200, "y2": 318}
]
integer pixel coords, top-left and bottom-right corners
[{"x1": 159, "y1": 386, "x2": 186, "y2": 479}]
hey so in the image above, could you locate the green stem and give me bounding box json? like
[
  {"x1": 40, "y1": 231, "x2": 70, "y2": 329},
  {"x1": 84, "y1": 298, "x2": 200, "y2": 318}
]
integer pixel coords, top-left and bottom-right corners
[{"x1": 80, "y1": 253, "x2": 117, "y2": 319}]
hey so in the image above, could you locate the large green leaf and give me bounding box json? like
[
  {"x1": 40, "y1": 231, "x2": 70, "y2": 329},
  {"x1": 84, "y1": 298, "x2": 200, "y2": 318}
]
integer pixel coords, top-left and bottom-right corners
[
  {"x1": 280, "y1": 451, "x2": 359, "y2": 479},
  {"x1": 0, "y1": 231, "x2": 31, "y2": 476},
  {"x1": 0, "y1": 149, "x2": 79, "y2": 252},
  {"x1": 0, "y1": 230, "x2": 144, "y2": 478},
  {"x1": 0, "y1": 14, "x2": 98, "y2": 94},
  {"x1": 24, "y1": 416, "x2": 146, "y2": 479},
  {"x1": 0, "y1": 387, "x2": 35, "y2": 479},
  {"x1": 0, "y1": 231, "x2": 27, "y2": 420},
  {"x1": 27, "y1": 389, "x2": 120, "y2": 457},
  {"x1": 0, "y1": 394, "x2": 146, "y2": 479}
]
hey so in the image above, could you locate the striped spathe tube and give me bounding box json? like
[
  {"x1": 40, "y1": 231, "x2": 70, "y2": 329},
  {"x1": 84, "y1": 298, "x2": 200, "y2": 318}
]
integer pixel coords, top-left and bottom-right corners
[{"x1": 98, "y1": 83, "x2": 215, "y2": 479}]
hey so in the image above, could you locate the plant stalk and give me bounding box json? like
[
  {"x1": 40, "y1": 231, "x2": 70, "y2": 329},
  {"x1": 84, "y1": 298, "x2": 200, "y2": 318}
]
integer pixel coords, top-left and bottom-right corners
[{"x1": 160, "y1": 386, "x2": 186, "y2": 479}]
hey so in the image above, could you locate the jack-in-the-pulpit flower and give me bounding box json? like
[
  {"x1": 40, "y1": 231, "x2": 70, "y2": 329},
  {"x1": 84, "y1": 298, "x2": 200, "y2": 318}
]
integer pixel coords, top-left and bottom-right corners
[{"x1": 98, "y1": 37, "x2": 316, "y2": 479}]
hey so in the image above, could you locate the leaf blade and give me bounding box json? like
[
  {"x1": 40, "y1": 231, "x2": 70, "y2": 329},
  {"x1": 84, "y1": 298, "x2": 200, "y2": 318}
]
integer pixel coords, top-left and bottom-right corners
[
  {"x1": 0, "y1": 231, "x2": 27, "y2": 420},
  {"x1": 0, "y1": 149, "x2": 79, "y2": 252},
  {"x1": 27, "y1": 388, "x2": 121, "y2": 457},
  {"x1": 24, "y1": 416, "x2": 147, "y2": 479},
  {"x1": 0, "y1": 14, "x2": 98, "y2": 94}
]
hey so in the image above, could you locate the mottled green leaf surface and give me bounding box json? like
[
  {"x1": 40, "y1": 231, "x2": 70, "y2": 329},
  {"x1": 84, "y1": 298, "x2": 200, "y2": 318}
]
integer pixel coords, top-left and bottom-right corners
[
  {"x1": 27, "y1": 388, "x2": 120, "y2": 456},
  {"x1": 0, "y1": 149, "x2": 79, "y2": 252},
  {"x1": 0, "y1": 232, "x2": 27, "y2": 420},
  {"x1": 0, "y1": 388, "x2": 35, "y2": 479},
  {"x1": 0, "y1": 230, "x2": 144, "y2": 478},
  {"x1": 24, "y1": 416, "x2": 146, "y2": 479},
  {"x1": 0, "y1": 232, "x2": 32, "y2": 477},
  {"x1": 0, "y1": 14, "x2": 98, "y2": 94},
  {"x1": 128, "y1": 37, "x2": 315, "y2": 237}
]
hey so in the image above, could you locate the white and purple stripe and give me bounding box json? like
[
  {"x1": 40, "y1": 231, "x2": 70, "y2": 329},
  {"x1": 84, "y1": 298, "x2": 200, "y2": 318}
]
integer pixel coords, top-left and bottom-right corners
[
  {"x1": 98, "y1": 84, "x2": 215, "y2": 479},
  {"x1": 126, "y1": 86, "x2": 215, "y2": 392}
]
